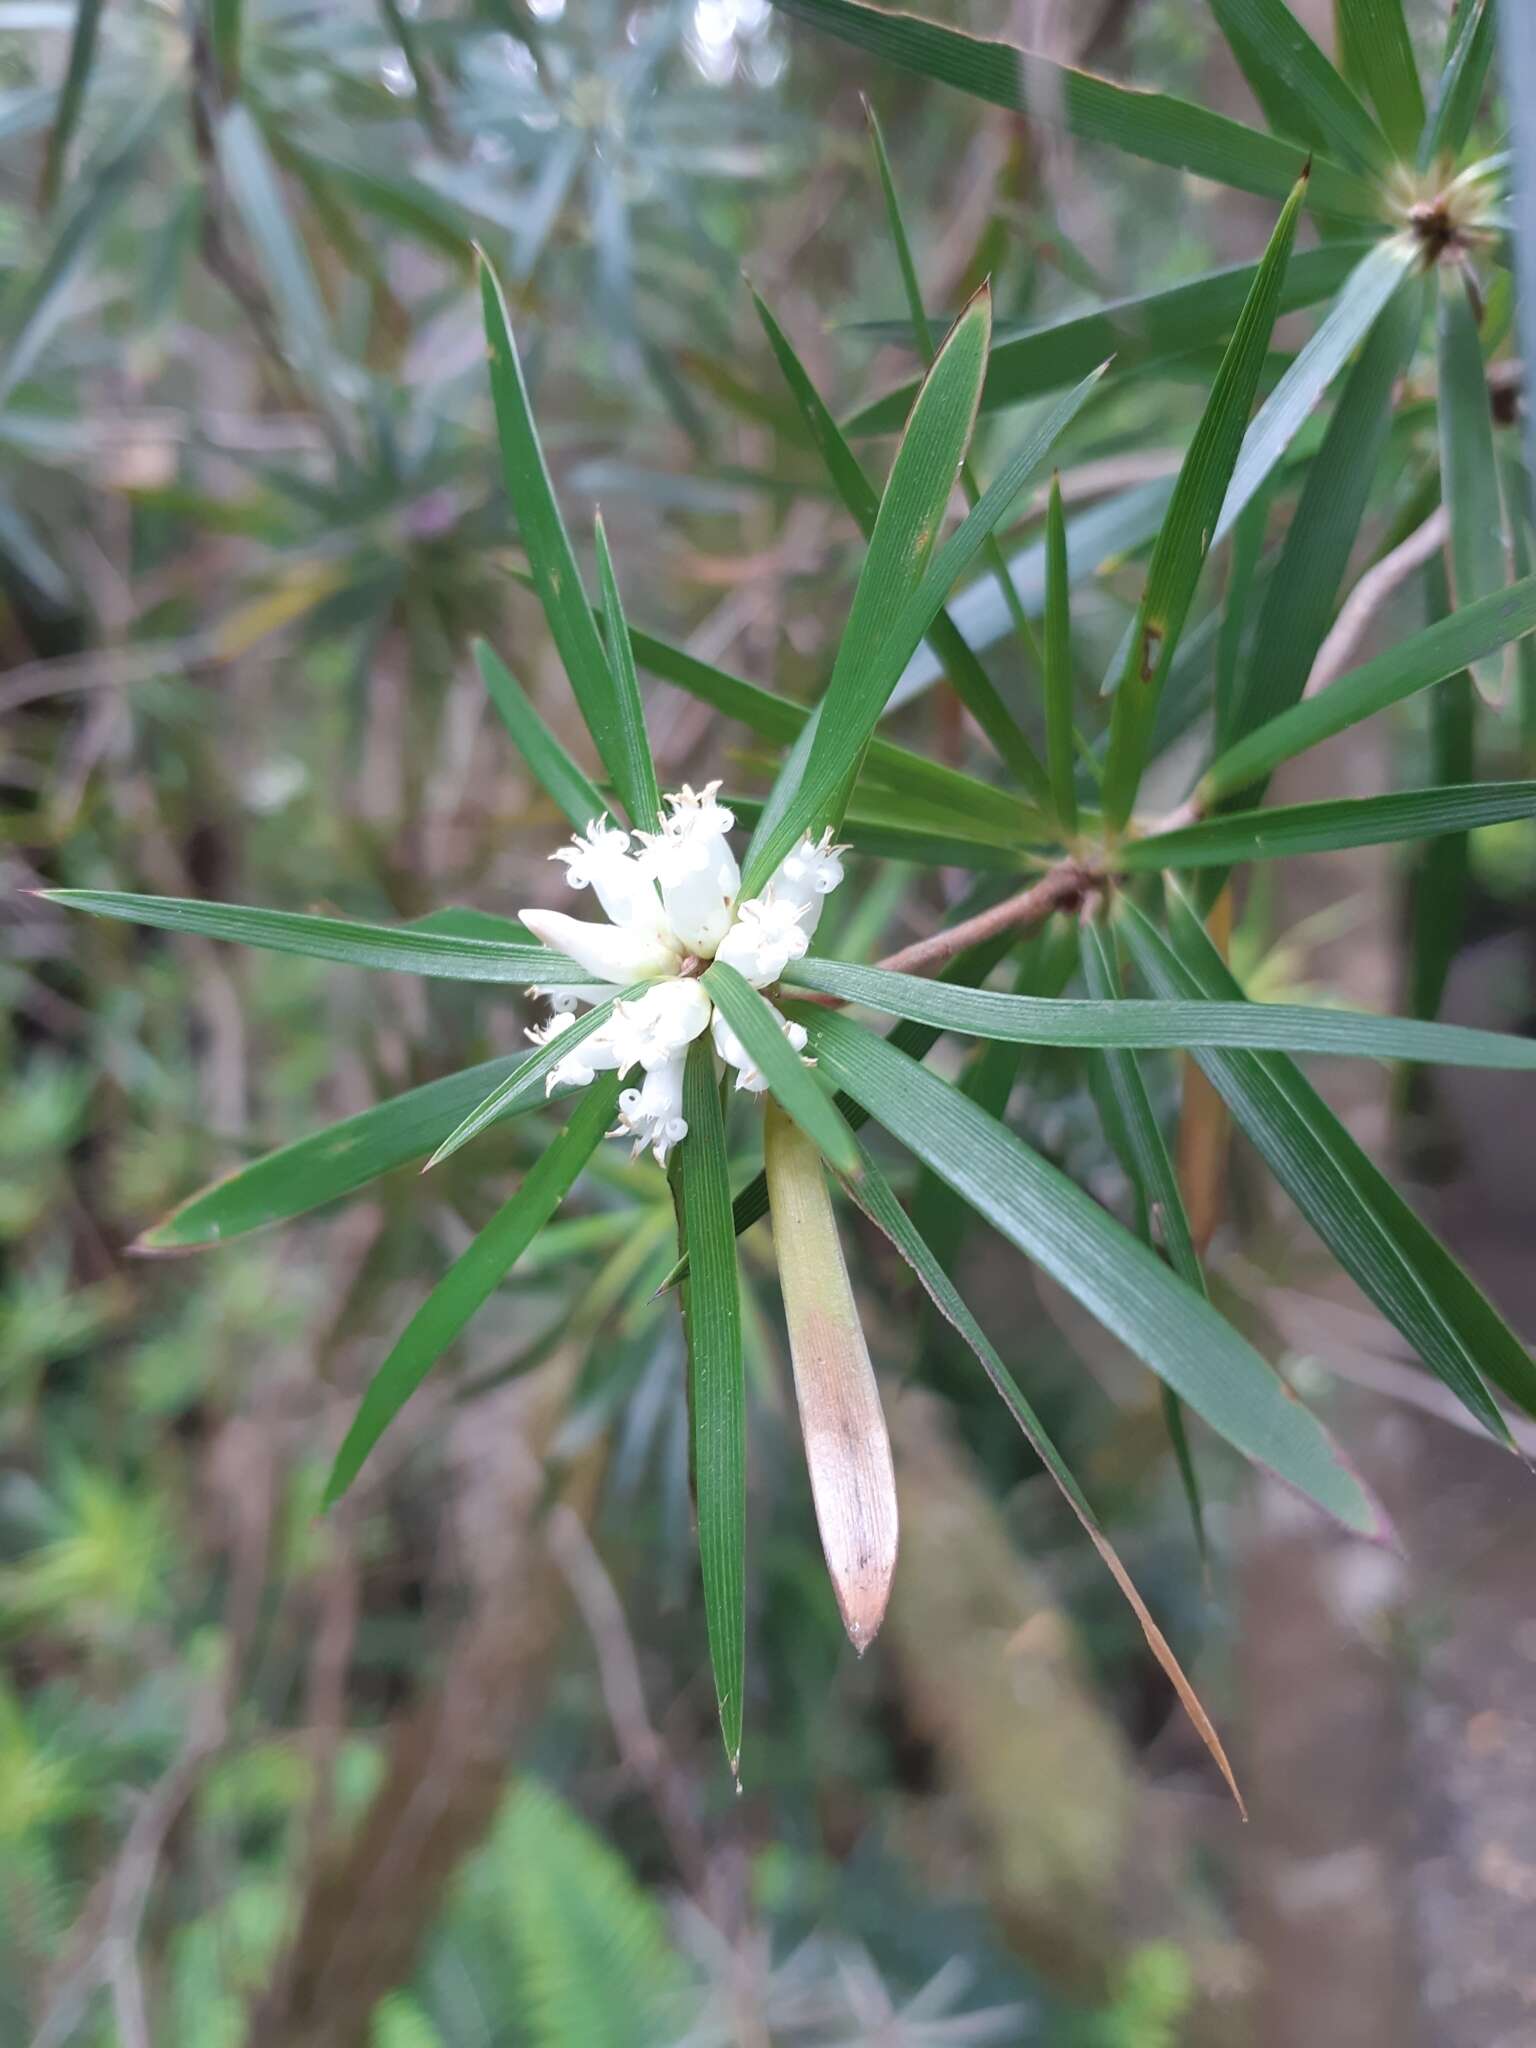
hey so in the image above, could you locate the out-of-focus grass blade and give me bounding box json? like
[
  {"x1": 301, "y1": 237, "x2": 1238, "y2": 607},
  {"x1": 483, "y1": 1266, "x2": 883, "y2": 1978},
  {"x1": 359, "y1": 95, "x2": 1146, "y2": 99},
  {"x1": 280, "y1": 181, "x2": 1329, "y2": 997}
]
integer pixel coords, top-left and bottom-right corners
[
  {"x1": 1337, "y1": 0, "x2": 1425, "y2": 158},
  {"x1": 1120, "y1": 887, "x2": 1536, "y2": 1435},
  {"x1": 1224, "y1": 271, "x2": 1421, "y2": 748},
  {"x1": 1127, "y1": 782, "x2": 1536, "y2": 867},
  {"x1": 40, "y1": 889, "x2": 592, "y2": 984},
  {"x1": 217, "y1": 106, "x2": 334, "y2": 378},
  {"x1": 764, "y1": 1103, "x2": 896, "y2": 1652},
  {"x1": 1438, "y1": 263, "x2": 1510, "y2": 700},
  {"x1": 768, "y1": 0, "x2": 1379, "y2": 219},
  {"x1": 746, "y1": 360, "x2": 1106, "y2": 889},
  {"x1": 284, "y1": 144, "x2": 469, "y2": 264},
  {"x1": 848, "y1": 244, "x2": 1372, "y2": 435},
  {"x1": 210, "y1": 0, "x2": 245, "y2": 93},
  {"x1": 1042, "y1": 472, "x2": 1076, "y2": 833},
  {"x1": 703, "y1": 962, "x2": 860, "y2": 1176},
  {"x1": 1079, "y1": 918, "x2": 1206, "y2": 1553},
  {"x1": 847, "y1": 1136, "x2": 1235, "y2": 1800},
  {"x1": 1102, "y1": 171, "x2": 1309, "y2": 827},
  {"x1": 671, "y1": 1039, "x2": 747, "y2": 1770},
  {"x1": 750, "y1": 283, "x2": 1050, "y2": 804},
  {"x1": 740, "y1": 284, "x2": 992, "y2": 885},
  {"x1": 797, "y1": 1006, "x2": 1385, "y2": 1535},
  {"x1": 136, "y1": 1053, "x2": 535, "y2": 1250},
  {"x1": 1215, "y1": 236, "x2": 1417, "y2": 549},
  {"x1": 480, "y1": 254, "x2": 646, "y2": 819},
  {"x1": 473, "y1": 639, "x2": 608, "y2": 832},
  {"x1": 426, "y1": 989, "x2": 643, "y2": 1170},
  {"x1": 0, "y1": 108, "x2": 154, "y2": 405},
  {"x1": 1421, "y1": 0, "x2": 1494, "y2": 167},
  {"x1": 1210, "y1": 0, "x2": 1391, "y2": 172},
  {"x1": 323, "y1": 1076, "x2": 620, "y2": 1505},
  {"x1": 592, "y1": 513, "x2": 663, "y2": 832},
  {"x1": 38, "y1": 0, "x2": 104, "y2": 212},
  {"x1": 1202, "y1": 575, "x2": 1536, "y2": 799},
  {"x1": 784, "y1": 952, "x2": 1536, "y2": 1068}
]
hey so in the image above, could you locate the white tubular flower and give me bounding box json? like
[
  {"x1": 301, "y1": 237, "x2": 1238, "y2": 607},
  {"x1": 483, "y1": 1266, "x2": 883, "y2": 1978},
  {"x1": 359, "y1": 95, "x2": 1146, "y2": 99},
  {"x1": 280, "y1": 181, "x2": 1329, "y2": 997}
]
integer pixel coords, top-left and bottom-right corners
[
  {"x1": 614, "y1": 1054, "x2": 689, "y2": 1166},
  {"x1": 712, "y1": 1003, "x2": 809, "y2": 1093},
  {"x1": 765, "y1": 828, "x2": 846, "y2": 940},
  {"x1": 713, "y1": 893, "x2": 810, "y2": 989},
  {"x1": 618, "y1": 976, "x2": 713, "y2": 1069},
  {"x1": 522, "y1": 777, "x2": 845, "y2": 1163},
  {"x1": 520, "y1": 905, "x2": 681, "y2": 986},
  {"x1": 545, "y1": 1020, "x2": 627, "y2": 1095},
  {"x1": 641, "y1": 781, "x2": 740, "y2": 953},
  {"x1": 549, "y1": 818, "x2": 669, "y2": 941}
]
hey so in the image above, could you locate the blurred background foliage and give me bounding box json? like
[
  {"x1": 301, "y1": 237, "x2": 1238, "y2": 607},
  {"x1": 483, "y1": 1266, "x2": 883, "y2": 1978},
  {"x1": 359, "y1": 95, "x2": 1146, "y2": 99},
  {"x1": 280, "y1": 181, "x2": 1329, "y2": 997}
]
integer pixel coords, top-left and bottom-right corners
[{"x1": 5, "y1": 2, "x2": 1536, "y2": 2044}]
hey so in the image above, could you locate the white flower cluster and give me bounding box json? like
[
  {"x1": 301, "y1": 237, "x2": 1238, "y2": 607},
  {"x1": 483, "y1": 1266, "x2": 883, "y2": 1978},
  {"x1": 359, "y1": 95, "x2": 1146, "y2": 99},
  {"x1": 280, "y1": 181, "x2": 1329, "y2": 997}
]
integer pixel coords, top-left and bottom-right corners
[{"x1": 521, "y1": 784, "x2": 845, "y2": 1166}]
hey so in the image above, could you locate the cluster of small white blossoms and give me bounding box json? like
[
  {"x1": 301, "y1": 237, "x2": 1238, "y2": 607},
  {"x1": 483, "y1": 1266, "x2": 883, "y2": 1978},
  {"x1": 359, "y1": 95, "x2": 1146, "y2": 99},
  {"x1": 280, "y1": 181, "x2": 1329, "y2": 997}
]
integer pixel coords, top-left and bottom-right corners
[{"x1": 519, "y1": 783, "x2": 845, "y2": 1166}]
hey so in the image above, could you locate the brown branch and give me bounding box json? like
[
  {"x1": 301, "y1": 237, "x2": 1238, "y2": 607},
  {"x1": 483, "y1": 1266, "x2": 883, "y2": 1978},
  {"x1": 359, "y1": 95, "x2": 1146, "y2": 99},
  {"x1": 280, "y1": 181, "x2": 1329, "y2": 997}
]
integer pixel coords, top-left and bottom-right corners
[
  {"x1": 1304, "y1": 507, "x2": 1448, "y2": 700},
  {"x1": 875, "y1": 863, "x2": 1097, "y2": 980}
]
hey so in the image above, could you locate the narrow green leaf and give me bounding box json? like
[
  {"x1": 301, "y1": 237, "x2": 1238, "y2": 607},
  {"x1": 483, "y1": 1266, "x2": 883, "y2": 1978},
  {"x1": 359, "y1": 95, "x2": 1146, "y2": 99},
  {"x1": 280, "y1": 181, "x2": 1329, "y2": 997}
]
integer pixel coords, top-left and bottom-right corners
[
  {"x1": 1439, "y1": 263, "x2": 1510, "y2": 699},
  {"x1": 671, "y1": 1038, "x2": 747, "y2": 1768},
  {"x1": 426, "y1": 990, "x2": 645, "y2": 1170},
  {"x1": 746, "y1": 360, "x2": 1106, "y2": 889},
  {"x1": 474, "y1": 639, "x2": 608, "y2": 832},
  {"x1": 1210, "y1": 0, "x2": 1391, "y2": 171},
  {"x1": 1215, "y1": 235, "x2": 1418, "y2": 551},
  {"x1": 846, "y1": 1136, "x2": 1236, "y2": 1800},
  {"x1": 627, "y1": 615, "x2": 1033, "y2": 834},
  {"x1": 742, "y1": 283, "x2": 993, "y2": 884},
  {"x1": 1043, "y1": 472, "x2": 1076, "y2": 833},
  {"x1": 727, "y1": 794, "x2": 1025, "y2": 873},
  {"x1": 323, "y1": 1076, "x2": 620, "y2": 1505},
  {"x1": 40, "y1": 889, "x2": 593, "y2": 985},
  {"x1": 750, "y1": 283, "x2": 1050, "y2": 803},
  {"x1": 480, "y1": 254, "x2": 642, "y2": 816},
  {"x1": 1120, "y1": 887, "x2": 1536, "y2": 1435},
  {"x1": 1408, "y1": 561, "x2": 1475, "y2": 1023},
  {"x1": 1102, "y1": 171, "x2": 1309, "y2": 827},
  {"x1": 1223, "y1": 268, "x2": 1422, "y2": 748},
  {"x1": 847, "y1": 243, "x2": 1373, "y2": 435},
  {"x1": 797, "y1": 1006, "x2": 1384, "y2": 1535},
  {"x1": 136, "y1": 1054, "x2": 534, "y2": 1250},
  {"x1": 893, "y1": 478, "x2": 1174, "y2": 698},
  {"x1": 703, "y1": 962, "x2": 860, "y2": 1176},
  {"x1": 1078, "y1": 919, "x2": 1207, "y2": 1554},
  {"x1": 1337, "y1": 0, "x2": 1426, "y2": 158},
  {"x1": 784, "y1": 951, "x2": 1536, "y2": 1068},
  {"x1": 1127, "y1": 781, "x2": 1536, "y2": 867},
  {"x1": 591, "y1": 513, "x2": 663, "y2": 832},
  {"x1": 1078, "y1": 924, "x2": 1203, "y2": 1291},
  {"x1": 38, "y1": 0, "x2": 104, "y2": 212},
  {"x1": 1203, "y1": 574, "x2": 1536, "y2": 798},
  {"x1": 868, "y1": 98, "x2": 1049, "y2": 705},
  {"x1": 1421, "y1": 0, "x2": 1494, "y2": 166},
  {"x1": 768, "y1": 0, "x2": 1379, "y2": 219}
]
